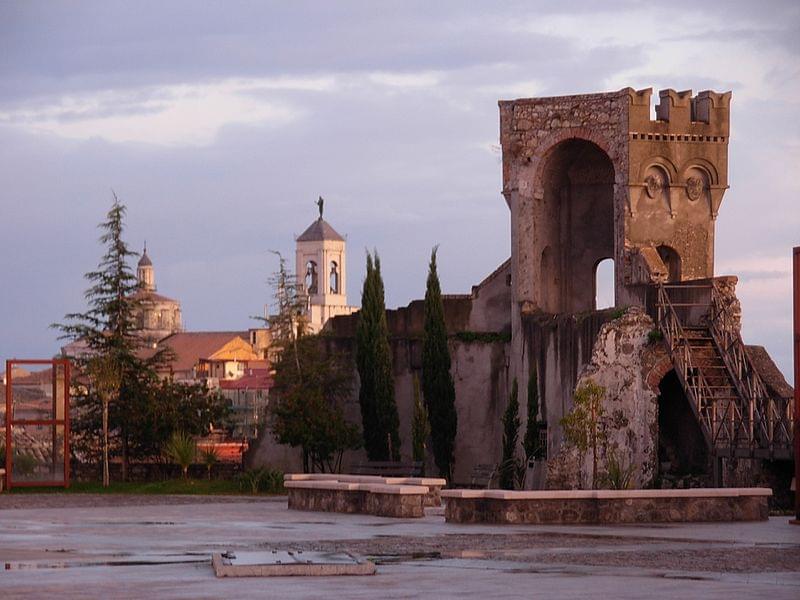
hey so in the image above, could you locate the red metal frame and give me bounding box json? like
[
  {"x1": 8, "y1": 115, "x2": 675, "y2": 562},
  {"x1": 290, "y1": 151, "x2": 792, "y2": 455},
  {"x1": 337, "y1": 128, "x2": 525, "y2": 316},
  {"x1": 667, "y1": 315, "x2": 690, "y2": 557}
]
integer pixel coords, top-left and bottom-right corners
[
  {"x1": 793, "y1": 247, "x2": 799, "y2": 521},
  {"x1": 5, "y1": 359, "x2": 71, "y2": 490}
]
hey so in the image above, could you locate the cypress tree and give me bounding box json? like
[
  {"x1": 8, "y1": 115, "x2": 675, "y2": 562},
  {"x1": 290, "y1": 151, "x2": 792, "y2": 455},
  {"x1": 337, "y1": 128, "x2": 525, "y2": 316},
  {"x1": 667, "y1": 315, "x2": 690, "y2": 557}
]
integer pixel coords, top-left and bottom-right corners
[
  {"x1": 421, "y1": 247, "x2": 457, "y2": 481},
  {"x1": 523, "y1": 369, "x2": 543, "y2": 461},
  {"x1": 411, "y1": 374, "x2": 430, "y2": 474},
  {"x1": 356, "y1": 251, "x2": 400, "y2": 460},
  {"x1": 500, "y1": 378, "x2": 521, "y2": 489}
]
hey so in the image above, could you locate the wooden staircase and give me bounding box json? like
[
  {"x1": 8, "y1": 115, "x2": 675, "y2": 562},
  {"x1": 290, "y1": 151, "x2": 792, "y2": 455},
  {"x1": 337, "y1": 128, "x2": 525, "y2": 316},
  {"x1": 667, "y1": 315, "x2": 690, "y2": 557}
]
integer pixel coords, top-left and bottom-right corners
[{"x1": 655, "y1": 281, "x2": 793, "y2": 459}]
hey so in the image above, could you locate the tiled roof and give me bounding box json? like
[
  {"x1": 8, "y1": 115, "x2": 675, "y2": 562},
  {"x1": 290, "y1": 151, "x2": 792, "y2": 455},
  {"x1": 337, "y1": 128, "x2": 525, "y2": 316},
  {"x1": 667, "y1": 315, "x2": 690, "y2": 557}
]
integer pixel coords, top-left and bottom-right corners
[
  {"x1": 219, "y1": 369, "x2": 273, "y2": 390},
  {"x1": 138, "y1": 251, "x2": 152, "y2": 267},
  {"x1": 155, "y1": 331, "x2": 250, "y2": 373},
  {"x1": 297, "y1": 217, "x2": 345, "y2": 242},
  {"x1": 132, "y1": 289, "x2": 180, "y2": 304},
  {"x1": 745, "y1": 345, "x2": 793, "y2": 399}
]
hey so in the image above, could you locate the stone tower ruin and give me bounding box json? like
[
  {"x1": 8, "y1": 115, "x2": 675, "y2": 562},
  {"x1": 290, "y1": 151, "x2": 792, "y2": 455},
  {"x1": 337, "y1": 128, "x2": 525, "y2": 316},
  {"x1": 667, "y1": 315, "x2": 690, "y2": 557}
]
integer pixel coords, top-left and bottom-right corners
[{"x1": 500, "y1": 88, "x2": 792, "y2": 489}]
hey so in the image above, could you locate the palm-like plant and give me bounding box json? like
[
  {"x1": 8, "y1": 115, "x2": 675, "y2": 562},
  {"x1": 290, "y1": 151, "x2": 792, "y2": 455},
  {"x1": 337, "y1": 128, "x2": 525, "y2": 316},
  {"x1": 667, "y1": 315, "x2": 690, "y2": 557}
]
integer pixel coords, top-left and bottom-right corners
[
  {"x1": 163, "y1": 431, "x2": 196, "y2": 480},
  {"x1": 199, "y1": 445, "x2": 219, "y2": 480},
  {"x1": 86, "y1": 354, "x2": 122, "y2": 488}
]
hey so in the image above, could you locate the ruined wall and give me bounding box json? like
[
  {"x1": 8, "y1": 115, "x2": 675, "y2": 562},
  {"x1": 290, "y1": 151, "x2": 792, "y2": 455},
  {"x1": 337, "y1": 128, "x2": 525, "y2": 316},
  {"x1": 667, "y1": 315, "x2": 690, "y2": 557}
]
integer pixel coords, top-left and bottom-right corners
[
  {"x1": 546, "y1": 307, "x2": 666, "y2": 489},
  {"x1": 248, "y1": 267, "x2": 513, "y2": 484},
  {"x1": 522, "y1": 309, "x2": 617, "y2": 460}
]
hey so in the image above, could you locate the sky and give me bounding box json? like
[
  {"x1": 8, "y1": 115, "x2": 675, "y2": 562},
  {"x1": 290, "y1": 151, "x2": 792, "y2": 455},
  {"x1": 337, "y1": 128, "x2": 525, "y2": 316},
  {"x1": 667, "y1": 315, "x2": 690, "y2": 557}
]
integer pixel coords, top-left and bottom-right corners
[{"x1": 1, "y1": 1, "x2": 798, "y2": 379}]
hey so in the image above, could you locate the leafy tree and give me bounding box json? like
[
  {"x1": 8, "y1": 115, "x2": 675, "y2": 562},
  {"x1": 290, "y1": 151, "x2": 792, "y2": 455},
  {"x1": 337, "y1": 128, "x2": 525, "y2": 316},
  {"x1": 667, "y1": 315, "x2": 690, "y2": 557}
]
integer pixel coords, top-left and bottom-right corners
[
  {"x1": 560, "y1": 380, "x2": 607, "y2": 489},
  {"x1": 264, "y1": 255, "x2": 360, "y2": 473},
  {"x1": 421, "y1": 247, "x2": 457, "y2": 481},
  {"x1": 356, "y1": 251, "x2": 400, "y2": 460},
  {"x1": 500, "y1": 379, "x2": 521, "y2": 490},
  {"x1": 523, "y1": 369, "x2": 545, "y2": 461},
  {"x1": 411, "y1": 374, "x2": 430, "y2": 473},
  {"x1": 271, "y1": 335, "x2": 361, "y2": 472}
]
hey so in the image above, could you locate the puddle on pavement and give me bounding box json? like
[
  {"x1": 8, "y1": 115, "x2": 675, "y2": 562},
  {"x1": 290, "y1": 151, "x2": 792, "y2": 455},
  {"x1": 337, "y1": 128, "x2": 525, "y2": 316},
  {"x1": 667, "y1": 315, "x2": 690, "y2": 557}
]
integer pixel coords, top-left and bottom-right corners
[
  {"x1": 368, "y1": 551, "x2": 442, "y2": 565},
  {"x1": 89, "y1": 521, "x2": 180, "y2": 526},
  {"x1": 4, "y1": 553, "x2": 208, "y2": 571}
]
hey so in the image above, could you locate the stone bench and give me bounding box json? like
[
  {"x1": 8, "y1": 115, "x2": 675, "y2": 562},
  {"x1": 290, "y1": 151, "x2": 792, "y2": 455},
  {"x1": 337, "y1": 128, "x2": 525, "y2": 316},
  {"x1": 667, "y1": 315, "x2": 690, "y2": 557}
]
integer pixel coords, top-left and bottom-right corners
[
  {"x1": 441, "y1": 487, "x2": 772, "y2": 524},
  {"x1": 284, "y1": 473, "x2": 446, "y2": 507},
  {"x1": 285, "y1": 480, "x2": 429, "y2": 518}
]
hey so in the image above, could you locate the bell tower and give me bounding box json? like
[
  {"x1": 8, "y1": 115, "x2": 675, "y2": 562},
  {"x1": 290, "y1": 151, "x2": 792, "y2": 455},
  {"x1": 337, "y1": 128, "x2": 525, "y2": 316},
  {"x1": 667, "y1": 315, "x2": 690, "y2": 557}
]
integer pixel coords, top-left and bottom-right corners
[
  {"x1": 137, "y1": 243, "x2": 155, "y2": 291},
  {"x1": 295, "y1": 197, "x2": 357, "y2": 333}
]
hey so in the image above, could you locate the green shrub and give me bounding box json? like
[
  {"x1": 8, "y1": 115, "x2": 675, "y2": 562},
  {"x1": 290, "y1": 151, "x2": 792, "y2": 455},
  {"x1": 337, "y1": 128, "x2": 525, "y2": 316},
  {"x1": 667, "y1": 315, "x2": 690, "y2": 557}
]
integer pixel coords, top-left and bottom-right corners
[
  {"x1": 13, "y1": 452, "x2": 39, "y2": 476},
  {"x1": 600, "y1": 448, "x2": 636, "y2": 490},
  {"x1": 647, "y1": 329, "x2": 664, "y2": 344},
  {"x1": 237, "y1": 467, "x2": 284, "y2": 494}
]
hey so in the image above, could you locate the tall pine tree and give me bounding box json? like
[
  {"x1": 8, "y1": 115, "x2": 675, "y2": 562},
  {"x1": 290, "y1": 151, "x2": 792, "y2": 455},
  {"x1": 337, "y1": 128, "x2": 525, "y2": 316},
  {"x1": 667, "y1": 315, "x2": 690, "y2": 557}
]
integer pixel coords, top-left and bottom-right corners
[
  {"x1": 355, "y1": 251, "x2": 400, "y2": 460},
  {"x1": 421, "y1": 247, "x2": 457, "y2": 481},
  {"x1": 56, "y1": 194, "x2": 167, "y2": 481}
]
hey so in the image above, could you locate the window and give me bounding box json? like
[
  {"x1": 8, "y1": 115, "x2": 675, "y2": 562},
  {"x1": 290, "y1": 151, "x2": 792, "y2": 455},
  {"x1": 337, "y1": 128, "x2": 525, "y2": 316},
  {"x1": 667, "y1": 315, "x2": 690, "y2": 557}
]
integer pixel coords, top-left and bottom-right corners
[{"x1": 594, "y1": 258, "x2": 615, "y2": 310}]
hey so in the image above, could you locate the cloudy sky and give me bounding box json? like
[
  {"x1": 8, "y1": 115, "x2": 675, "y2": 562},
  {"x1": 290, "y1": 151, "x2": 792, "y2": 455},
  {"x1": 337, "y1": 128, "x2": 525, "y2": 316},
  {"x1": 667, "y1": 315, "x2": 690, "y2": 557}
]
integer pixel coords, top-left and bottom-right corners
[{"x1": 1, "y1": 1, "x2": 798, "y2": 378}]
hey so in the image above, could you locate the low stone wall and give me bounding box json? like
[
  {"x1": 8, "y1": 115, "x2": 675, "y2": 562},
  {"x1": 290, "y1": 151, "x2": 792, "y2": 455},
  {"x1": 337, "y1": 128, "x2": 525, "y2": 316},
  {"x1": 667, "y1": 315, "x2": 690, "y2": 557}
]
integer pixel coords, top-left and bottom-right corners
[
  {"x1": 286, "y1": 480, "x2": 427, "y2": 518},
  {"x1": 285, "y1": 473, "x2": 445, "y2": 507},
  {"x1": 287, "y1": 483, "x2": 365, "y2": 515},
  {"x1": 442, "y1": 488, "x2": 771, "y2": 524}
]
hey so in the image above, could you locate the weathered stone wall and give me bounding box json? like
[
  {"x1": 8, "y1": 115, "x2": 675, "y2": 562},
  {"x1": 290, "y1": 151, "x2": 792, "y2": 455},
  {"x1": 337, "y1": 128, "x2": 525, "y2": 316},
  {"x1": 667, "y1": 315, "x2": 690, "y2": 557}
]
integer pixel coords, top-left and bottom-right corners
[
  {"x1": 546, "y1": 307, "x2": 666, "y2": 489},
  {"x1": 522, "y1": 309, "x2": 618, "y2": 463}
]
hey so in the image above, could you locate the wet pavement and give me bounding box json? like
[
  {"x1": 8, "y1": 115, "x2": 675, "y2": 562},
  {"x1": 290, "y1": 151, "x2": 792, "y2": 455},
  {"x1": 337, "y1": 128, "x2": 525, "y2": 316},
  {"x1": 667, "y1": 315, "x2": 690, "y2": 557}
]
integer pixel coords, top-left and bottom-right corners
[{"x1": 1, "y1": 494, "x2": 799, "y2": 599}]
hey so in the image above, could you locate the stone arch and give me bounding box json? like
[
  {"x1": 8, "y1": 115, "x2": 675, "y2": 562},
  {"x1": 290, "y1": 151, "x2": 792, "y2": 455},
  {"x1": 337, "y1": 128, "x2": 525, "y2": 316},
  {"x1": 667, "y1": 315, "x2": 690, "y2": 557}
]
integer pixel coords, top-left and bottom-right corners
[
  {"x1": 646, "y1": 356, "x2": 674, "y2": 392},
  {"x1": 531, "y1": 128, "x2": 618, "y2": 195},
  {"x1": 678, "y1": 157, "x2": 719, "y2": 186},
  {"x1": 533, "y1": 136, "x2": 616, "y2": 313},
  {"x1": 636, "y1": 155, "x2": 679, "y2": 183},
  {"x1": 656, "y1": 245, "x2": 682, "y2": 282}
]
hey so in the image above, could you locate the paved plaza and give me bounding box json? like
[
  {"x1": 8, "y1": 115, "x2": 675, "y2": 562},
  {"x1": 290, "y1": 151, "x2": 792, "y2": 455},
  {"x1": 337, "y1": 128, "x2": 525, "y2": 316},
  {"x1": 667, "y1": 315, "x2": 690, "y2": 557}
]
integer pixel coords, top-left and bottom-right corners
[{"x1": 1, "y1": 494, "x2": 799, "y2": 599}]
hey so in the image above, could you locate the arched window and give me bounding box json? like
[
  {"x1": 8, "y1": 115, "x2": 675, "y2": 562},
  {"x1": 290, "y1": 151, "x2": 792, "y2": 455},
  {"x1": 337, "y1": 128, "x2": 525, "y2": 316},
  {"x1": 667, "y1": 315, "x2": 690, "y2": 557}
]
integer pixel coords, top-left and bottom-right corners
[
  {"x1": 305, "y1": 261, "x2": 318, "y2": 294},
  {"x1": 329, "y1": 261, "x2": 339, "y2": 294},
  {"x1": 594, "y1": 258, "x2": 615, "y2": 310}
]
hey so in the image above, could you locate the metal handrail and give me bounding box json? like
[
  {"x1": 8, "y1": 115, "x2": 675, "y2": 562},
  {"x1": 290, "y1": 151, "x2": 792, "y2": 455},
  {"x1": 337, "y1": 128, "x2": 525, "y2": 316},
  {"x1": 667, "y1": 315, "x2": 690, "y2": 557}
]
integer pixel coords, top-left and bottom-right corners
[{"x1": 708, "y1": 282, "x2": 793, "y2": 452}]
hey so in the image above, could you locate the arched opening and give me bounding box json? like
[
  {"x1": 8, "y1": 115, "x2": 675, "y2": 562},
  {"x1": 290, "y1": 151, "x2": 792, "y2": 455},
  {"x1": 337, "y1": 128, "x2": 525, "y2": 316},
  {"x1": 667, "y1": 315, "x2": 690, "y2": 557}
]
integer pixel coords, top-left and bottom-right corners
[
  {"x1": 657, "y1": 245, "x2": 682, "y2": 282},
  {"x1": 329, "y1": 261, "x2": 339, "y2": 294},
  {"x1": 305, "y1": 260, "x2": 318, "y2": 294},
  {"x1": 658, "y1": 370, "x2": 710, "y2": 486},
  {"x1": 538, "y1": 138, "x2": 615, "y2": 313},
  {"x1": 594, "y1": 258, "x2": 615, "y2": 310}
]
